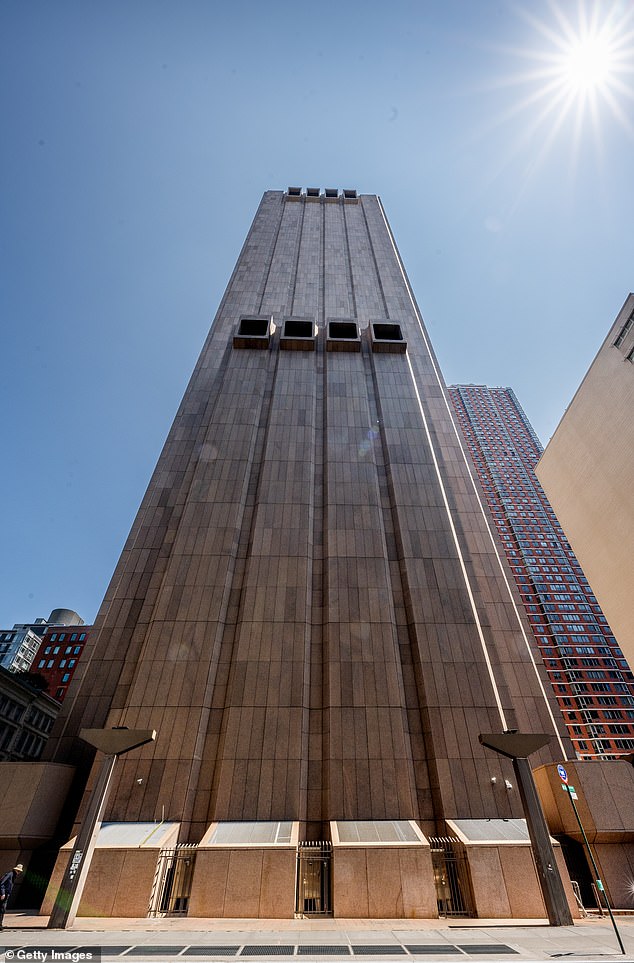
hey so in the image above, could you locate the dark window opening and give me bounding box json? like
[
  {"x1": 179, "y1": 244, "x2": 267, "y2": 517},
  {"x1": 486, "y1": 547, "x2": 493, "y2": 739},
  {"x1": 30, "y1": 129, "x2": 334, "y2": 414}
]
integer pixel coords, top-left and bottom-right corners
[
  {"x1": 373, "y1": 322, "x2": 404, "y2": 341},
  {"x1": 284, "y1": 319, "x2": 314, "y2": 338},
  {"x1": 328, "y1": 321, "x2": 358, "y2": 340},
  {"x1": 237, "y1": 317, "x2": 269, "y2": 338}
]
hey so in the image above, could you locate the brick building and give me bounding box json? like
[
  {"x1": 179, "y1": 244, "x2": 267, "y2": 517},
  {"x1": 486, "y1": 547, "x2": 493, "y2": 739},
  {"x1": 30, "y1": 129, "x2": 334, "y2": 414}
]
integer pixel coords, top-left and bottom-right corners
[
  {"x1": 449, "y1": 385, "x2": 634, "y2": 760},
  {"x1": 33, "y1": 625, "x2": 91, "y2": 702}
]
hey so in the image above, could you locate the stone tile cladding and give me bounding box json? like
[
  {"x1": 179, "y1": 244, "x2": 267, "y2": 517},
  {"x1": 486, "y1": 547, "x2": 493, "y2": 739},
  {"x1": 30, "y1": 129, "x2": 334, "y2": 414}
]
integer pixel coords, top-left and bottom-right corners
[{"x1": 46, "y1": 192, "x2": 572, "y2": 840}]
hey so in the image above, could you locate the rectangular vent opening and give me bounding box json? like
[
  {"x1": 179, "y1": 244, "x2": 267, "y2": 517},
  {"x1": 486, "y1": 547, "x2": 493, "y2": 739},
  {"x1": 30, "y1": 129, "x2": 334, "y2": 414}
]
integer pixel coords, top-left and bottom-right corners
[
  {"x1": 343, "y1": 189, "x2": 358, "y2": 199},
  {"x1": 233, "y1": 316, "x2": 272, "y2": 349},
  {"x1": 238, "y1": 318, "x2": 269, "y2": 338},
  {"x1": 287, "y1": 187, "x2": 302, "y2": 196},
  {"x1": 373, "y1": 323, "x2": 403, "y2": 341},
  {"x1": 328, "y1": 321, "x2": 358, "y2": 340},
  {"x1": 306, "y1": 187, "x2": 321, "y2": 197},
  {"x1": 324, "y1": 188, "x2": 339, "y2": 198},
  {"x1": 281, "y1": 317, "x2": 316, "y2": 351},
  {"x1": 284, "y1": 319, "x2": 314, "y2": 338},
  {"x1": 326, "y1": 320, "x2": 361, "y2": 352},
  {"x1": 370, "y1": 320, "x2": 407, "y2": 354}
]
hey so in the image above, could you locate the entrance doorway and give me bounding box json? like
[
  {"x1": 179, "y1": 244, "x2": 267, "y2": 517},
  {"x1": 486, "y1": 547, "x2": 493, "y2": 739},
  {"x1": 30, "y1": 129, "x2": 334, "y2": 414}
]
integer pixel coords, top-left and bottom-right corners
[
  {"x1": 429, "y1": 836, "x2": 475, "y2": 918},
  {"x1": 295, "y1": 841, "x2": 332, "y2": 917},
  {"x1": 556, "y1": 834, "x2": 598, "y2": 910},
  {"x1": 148, "y1": 844, "x2": 197, "y2": 917}
]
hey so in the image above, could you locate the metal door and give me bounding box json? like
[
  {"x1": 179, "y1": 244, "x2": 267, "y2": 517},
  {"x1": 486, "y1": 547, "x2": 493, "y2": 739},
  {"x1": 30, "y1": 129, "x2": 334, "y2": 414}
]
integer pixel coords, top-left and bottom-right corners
[
  {"x1": 296, "y1": 841, "x2": 332, "y2": 917},
  {"x1": 148, "y1": 844, "x2": 197, "y2": 917},
  {"x1": 429, "y1": 836, "x2": 475, "y2": 918}
]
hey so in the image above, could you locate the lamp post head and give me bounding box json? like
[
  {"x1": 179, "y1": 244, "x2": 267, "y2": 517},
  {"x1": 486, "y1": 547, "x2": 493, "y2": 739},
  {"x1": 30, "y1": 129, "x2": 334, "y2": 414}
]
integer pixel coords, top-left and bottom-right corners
[
  {"x1": 479, "y1": 732, "x2": 552, "y2": 760},
  {"x1": 80, "y1": 727, "x2": 156, "y2": 756}
]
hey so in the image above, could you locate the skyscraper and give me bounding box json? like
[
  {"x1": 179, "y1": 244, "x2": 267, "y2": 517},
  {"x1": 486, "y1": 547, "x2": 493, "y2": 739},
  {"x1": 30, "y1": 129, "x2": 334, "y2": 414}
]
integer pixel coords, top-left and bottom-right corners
[
  {"x1": 449, "y1": 385, "x2": 634, "y2": 760},
  {"x1": 40, "y1": 190, "x2": 576, "y2": 918}
]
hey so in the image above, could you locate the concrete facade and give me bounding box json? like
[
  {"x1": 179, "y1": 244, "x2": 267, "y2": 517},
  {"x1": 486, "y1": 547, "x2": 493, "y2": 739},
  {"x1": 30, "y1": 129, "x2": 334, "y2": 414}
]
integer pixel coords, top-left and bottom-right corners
[
  {"x1": 42, "y1": 190, "x2": 575, "y2": 917},
  {"x1": 41, "y1": 823, "x2": 180, "y2": 919},
  {"x1": 188, "y1": 847, "x2": 297, "y2": 919},
  {"x1": 534, "y1": 760, "x2": 634, "y2": 909},
  {"x1": 536, "y1": 294, "x2": 634, "y2": 667},
  {"x1": 465, "y1": 840, "x2": 577, "y2": 919}
]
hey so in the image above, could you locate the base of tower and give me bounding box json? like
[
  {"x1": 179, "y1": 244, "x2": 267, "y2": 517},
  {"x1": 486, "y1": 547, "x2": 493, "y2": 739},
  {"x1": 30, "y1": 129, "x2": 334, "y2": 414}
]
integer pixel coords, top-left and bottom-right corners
[{"x1": 39, "y1": 818, "x2": 582, "y2": 921}]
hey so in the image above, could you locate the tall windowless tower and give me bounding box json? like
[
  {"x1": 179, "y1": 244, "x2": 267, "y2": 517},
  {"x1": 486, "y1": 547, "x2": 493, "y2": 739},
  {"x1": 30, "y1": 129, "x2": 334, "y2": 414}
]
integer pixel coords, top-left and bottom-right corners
[{"x1": 44, "y1": 190, "x2": 573, "y2": 918}]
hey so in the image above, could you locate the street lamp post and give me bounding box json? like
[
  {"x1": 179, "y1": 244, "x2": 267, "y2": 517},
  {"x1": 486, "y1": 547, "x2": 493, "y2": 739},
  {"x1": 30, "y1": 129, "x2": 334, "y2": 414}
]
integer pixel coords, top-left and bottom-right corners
[
  {"x1": 479, "y1": 732, "x2": 573, "y2": 927},
  {"x1": 48, "y1": 727, "x2": 156, "y2": 929}
]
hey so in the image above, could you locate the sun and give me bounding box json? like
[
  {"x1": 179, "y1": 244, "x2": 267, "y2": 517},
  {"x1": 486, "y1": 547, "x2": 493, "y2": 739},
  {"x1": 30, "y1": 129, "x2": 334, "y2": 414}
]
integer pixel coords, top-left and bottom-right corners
[
  {"x1": 560, "y1": 32, "x2": 613, "y2": 93},
  {"x1": 495, "y1": 1, "x2": 634, "y2": 152}
]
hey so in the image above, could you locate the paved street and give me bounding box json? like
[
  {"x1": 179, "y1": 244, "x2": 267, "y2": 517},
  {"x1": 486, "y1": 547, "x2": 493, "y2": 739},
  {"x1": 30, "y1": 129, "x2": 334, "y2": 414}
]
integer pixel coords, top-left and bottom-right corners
[{"x1": 2, "y1": 914, "x2": 634, "y2": 963}]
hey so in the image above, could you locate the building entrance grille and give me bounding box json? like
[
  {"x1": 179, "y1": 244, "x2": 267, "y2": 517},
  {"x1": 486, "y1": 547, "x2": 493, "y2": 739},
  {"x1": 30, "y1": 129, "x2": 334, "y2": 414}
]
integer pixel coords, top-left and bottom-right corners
[
  {"x1": 295, "y1": 841, "x2": 332, "y2": 917},
  {"x1": 429, "y1": 836, "x2": 475, "y2": 918},
  {"x1": 148, "y1": 844, "x2": 197, "y2": 917}
]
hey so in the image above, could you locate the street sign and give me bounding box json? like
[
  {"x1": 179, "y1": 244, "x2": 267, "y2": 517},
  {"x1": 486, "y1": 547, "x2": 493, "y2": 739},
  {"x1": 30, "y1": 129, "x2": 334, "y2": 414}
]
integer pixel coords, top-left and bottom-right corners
[
  {"x1": 557, "y1": 764, "x2": 568, "y2": 783},
  {"x1": 561, "y1": 784, "x2": 578, "y2": 799}
]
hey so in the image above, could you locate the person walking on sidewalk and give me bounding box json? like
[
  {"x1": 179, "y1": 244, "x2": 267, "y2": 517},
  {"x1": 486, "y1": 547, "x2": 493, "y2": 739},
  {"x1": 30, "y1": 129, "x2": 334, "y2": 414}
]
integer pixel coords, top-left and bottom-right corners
[{"x1": 0, "y1": 864, "x2": 23, "y2": 930}]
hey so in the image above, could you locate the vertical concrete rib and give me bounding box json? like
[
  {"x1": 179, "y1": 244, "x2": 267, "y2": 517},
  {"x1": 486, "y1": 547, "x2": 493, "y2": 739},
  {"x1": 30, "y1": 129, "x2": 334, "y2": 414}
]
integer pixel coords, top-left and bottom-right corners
[{"x1": 373, "y1": 195, "x2": 569, "y2": 761}]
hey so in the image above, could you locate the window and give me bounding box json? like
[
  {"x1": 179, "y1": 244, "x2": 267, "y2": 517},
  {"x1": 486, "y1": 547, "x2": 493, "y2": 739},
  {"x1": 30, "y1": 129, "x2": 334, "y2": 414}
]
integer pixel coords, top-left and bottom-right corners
[
  {"x1": 62, "y1": 673, "x2": 70, "y2": 683},
  {"x1": 79, "y1": 633, "x2": 86, "y2": 641},
  {"x1": 614, "y1": 312, "x2": 634, "y2": 347},
  {"x1": 38, "y1": 659, "x2": 45, "y2": 668}
]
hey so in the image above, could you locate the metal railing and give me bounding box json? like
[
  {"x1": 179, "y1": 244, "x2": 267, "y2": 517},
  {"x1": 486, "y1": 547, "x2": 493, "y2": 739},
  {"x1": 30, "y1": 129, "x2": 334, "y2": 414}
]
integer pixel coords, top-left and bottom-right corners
[
  {"x1": 295, "y1": 841, "x2": 332, "y2": 917},
  {"x1": 429, "y1": 835, "x2": 475, "y2": 918},
  {"x1": 148, "y1": 844, "x2": 197, "y2": 917}
]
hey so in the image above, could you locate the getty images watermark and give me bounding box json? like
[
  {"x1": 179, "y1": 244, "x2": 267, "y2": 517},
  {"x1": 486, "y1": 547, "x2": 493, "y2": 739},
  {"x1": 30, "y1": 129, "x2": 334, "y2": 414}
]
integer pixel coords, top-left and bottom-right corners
[{"x1": 3, "y1": 950, "x2": 101, "y2": 962}]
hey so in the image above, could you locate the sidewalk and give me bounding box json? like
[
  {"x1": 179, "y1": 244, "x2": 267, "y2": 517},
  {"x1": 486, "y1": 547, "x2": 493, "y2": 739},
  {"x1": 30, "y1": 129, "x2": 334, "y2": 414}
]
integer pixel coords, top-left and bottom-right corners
[{"x1": 3, "y1": 913, "x2": 634, "y2": 962}]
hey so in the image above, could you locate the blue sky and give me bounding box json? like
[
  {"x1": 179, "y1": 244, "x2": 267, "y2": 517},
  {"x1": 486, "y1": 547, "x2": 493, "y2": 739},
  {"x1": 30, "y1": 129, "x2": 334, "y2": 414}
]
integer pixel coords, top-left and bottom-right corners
[{"x1": 2, "y1": 0, "x2": 633, "y2": 627}]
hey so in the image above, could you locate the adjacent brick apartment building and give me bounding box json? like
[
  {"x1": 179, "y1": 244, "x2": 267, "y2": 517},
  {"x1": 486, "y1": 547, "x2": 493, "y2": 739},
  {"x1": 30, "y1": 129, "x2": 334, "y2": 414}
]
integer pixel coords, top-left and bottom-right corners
[{"x1": 450, "y1": 384, "x2": 634, "y2": 760}]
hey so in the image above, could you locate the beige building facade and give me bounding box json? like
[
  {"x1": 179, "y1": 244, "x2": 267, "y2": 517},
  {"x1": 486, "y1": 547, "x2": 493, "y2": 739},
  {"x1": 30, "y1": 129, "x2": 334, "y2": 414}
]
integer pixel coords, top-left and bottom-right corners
[{"x1": 537, "y1": 294, "x2": 634, "y2": 666}]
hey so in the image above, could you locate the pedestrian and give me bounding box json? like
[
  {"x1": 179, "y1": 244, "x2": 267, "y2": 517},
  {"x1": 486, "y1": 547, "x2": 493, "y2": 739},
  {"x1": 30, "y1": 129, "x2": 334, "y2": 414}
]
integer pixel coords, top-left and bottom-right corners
[{"x1": 0, "y1": 863, "x2": 23, "y2": 930}]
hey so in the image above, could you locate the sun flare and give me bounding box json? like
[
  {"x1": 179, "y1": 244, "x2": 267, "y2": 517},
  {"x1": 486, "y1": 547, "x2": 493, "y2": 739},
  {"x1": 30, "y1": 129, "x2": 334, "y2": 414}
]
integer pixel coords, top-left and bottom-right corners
[
  {"x1": 498, "y1": 1, "x2": 634, "y2": 154},
  {"x1": 561, "y1": 33, "x2": 613, "y2": 93}
]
